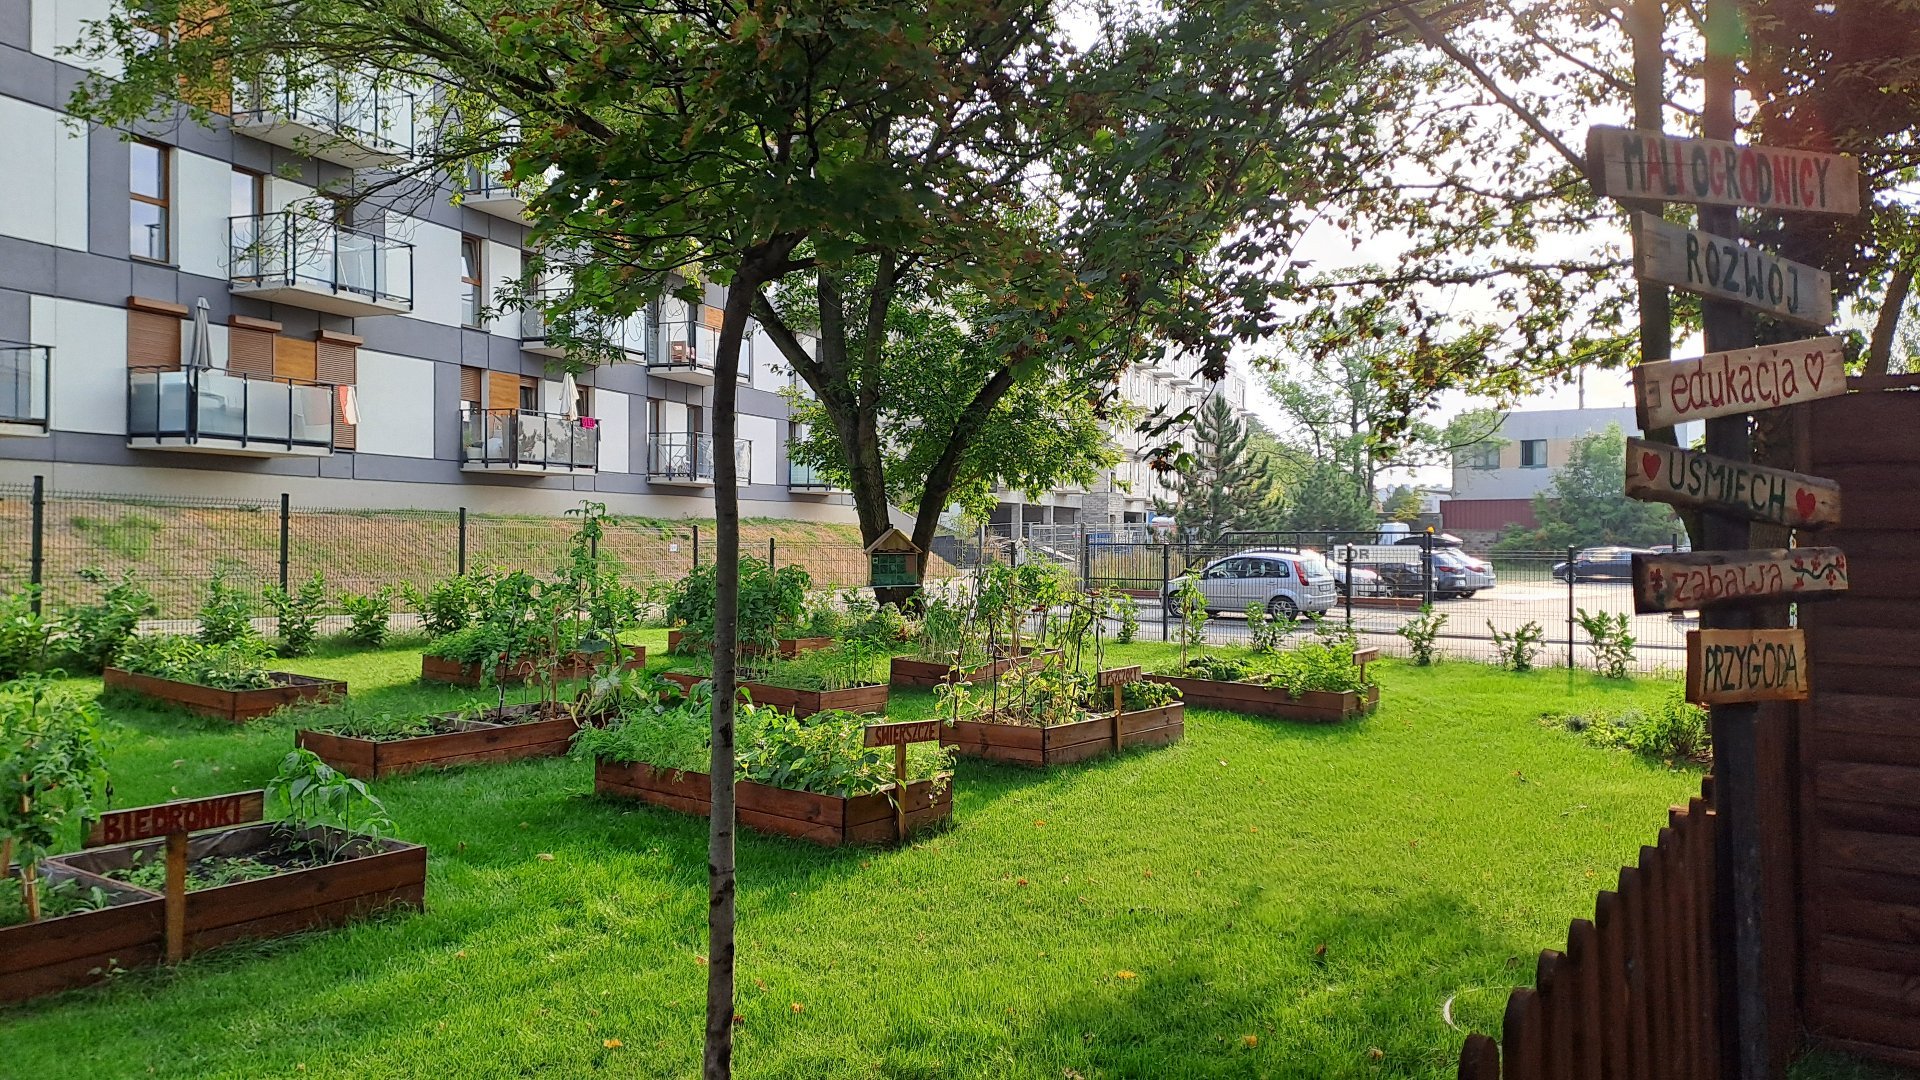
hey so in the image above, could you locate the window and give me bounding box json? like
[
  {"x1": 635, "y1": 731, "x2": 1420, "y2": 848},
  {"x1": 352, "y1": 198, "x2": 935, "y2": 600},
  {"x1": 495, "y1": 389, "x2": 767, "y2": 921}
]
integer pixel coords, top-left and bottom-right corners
[
  {"x1": 517, "y1": 377, "x2": 538, "y2": 412},
  {"x1": 129, "y1": 141, "x2": 170, "y2": 262},
  {"x1": 1458, "y1": 443, "x2": 1500, "y2": 470},
  {"x1": 1520, "y1": 439, "x2": 1548, "y2": 468},
  {"x1": 574, "y1": 383, "x2": 592, "y2": 419},
  {"x1": 230, "y1": 168, "x2": 262, "y2": 220},
  {"x1": 460, "y1": 236, "x2": 484, "y2": 327}
]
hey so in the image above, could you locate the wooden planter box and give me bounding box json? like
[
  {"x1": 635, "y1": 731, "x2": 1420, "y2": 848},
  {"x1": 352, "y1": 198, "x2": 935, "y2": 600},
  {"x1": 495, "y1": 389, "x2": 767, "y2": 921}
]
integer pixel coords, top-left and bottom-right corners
[
  {"x1": 49, "y1": 823, "x2": 425, "y2": 960},
  {"x1": 661, "y1": 671, "x2": 888, "y2": 717},
  {"x1": 0, "y1": 863, "x2": 164, "y2": 1005},
  {"x1": 593, "y1": 759, "x2": 951, "y2": 846},
  {"x1": 889, "y1": 647, "x2": 1060, "y2": 689},
  {"x1": 1143, "y1": 675, "x2": 1378, "y2": 722},
  {"x1": 668, "y1": 631, "x2": 832, "y2": 659},
  {"x1": 420, "y1": 645, "x2": 645, "y2": 687},
  {"x1": 102, "y1": 668, "x2": 347, "y2": 723},
  {"x1": 296, "y1": 702, "x2": 596, "y2": 780},
  {"x1": 940, "y1": 704, "x2": 1185, "y2": 767}
]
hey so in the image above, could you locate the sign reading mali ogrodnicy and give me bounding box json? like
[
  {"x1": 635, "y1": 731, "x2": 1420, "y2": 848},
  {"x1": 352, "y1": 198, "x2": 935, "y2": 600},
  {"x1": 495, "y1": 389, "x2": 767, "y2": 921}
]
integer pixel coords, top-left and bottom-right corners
[{"x1": 1586, "y1": 125, "x2": 1861, "y2": 216}]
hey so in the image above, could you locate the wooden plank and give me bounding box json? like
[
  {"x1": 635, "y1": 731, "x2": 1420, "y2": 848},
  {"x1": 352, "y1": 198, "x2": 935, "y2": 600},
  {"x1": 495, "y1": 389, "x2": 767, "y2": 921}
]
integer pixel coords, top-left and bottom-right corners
[
  {"x1": 1632, "y1": 212, "x2": 1834, "y2": 326},
  {"x1": 1097, "y1": 665, "x2": 1142, "y2": 688},
  {"x1": 862, "y1": 719, "x2": 940, "y2": 747},
  {"x1": 1632, "y1": 337, "x2": 1846, "y2": 429},
  {"x1": 1587, "y1": 126, "x2": 1861, "y2": 215},
  {"x1": 86, "y1": 791, "x2": 266, "y2": 847},
  {"x1": 1625, "y1": 437, "x2": 1841, "y2": 529},
  {"x1": 1815, "y1": 763, "x2": 1920, "y2": 810},
  {"x1": 1456, "y1": 1033, "x2": 1500, "y2": 1079},
  {"x1": 1817, "y1": 829, "x2": 1920, "y2": 878},
  {"x1": 1631, "y1": 547, "x2": 1848, "y2": 614},
  {"x1": 1687, "y1": 629, "x2": 1810, "y2": 705},
  {"x1": 1808, "y1": 694, "x2": 1917, "y2": 739}
]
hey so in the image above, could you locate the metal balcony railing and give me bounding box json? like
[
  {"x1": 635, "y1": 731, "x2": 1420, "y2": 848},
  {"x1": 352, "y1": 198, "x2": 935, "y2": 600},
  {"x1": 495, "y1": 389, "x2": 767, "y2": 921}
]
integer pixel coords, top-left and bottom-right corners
[
  {"x1": 647, "y1": 432, "x2": 752, "y2": 484},
  {"x1": 520, "y1": 289, "x2": 649, "y2": 360},
  {"x1": 237, "y1": 69, "x2": 416, "y2": 157},
  {"x1": 0, "y1": 343, "x2": 50, "y2": 427},
  {"x1": 461, "y1": 408, "x2": 598, "y2": 471},
  {"x1": 653, "y1": 304, "x2": 753, "y2": 381},
  {"x1": 230, "y1": 212, "x2": 414, "y2": 308},
  {"x1": 787, "y1": 458, "x2": 842, "y2": 490},
  {"x1": 127, "y1": 366, "x2": 333, "y2": 451}
]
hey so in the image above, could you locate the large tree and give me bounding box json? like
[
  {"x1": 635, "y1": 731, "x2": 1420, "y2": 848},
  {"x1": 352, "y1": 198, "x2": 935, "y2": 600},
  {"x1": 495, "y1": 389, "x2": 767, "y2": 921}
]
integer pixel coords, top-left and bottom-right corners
[{"x1": 1157, "y1": 394, "x2": 1279, "y2": 545}]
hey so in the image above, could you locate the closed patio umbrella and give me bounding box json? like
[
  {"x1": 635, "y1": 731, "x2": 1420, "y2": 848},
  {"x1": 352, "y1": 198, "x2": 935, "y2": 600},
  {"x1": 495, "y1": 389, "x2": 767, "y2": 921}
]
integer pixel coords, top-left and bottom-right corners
[{"x1": 186, "y1": 297, "x2": 213, "y2": 369}]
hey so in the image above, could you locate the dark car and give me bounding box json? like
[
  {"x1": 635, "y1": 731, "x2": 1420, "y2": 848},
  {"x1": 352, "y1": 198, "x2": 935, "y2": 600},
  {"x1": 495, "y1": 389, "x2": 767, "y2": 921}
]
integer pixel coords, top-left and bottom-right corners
[{"x1": 1552, "y1": 547, "x2": 1656, "y2": 582}]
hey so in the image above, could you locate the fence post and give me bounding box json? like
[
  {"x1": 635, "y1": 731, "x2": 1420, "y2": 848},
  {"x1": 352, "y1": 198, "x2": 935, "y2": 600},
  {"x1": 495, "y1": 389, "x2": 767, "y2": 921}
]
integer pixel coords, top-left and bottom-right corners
[
  {"x1": 28, "y1": 474, "x2": 44, "y2": 615},
  {"x1": 977, "y1": 522, "x2": 986, "y2": 570},
  {"x1": 1160, "y1": 543, "x2": 1170, "y2": 642},
  {"x1": 768, "y1": 536, "x2": 775, "y2": 568},
  {"x1": 692, "y1": 524, "x2": 700, "y2": 569},
  {"x1": 1567, "y1": 544, "x2": 1577, "y2": 670},
  {"x1": 278, "y1": 493, "x2": 291, "y2": 591},
  {"x1": 1080, "y1": 525, "x2": 1090, "y2": 590},
  {"x1": 457, "y1": 507, "x2": 468, "y2": 575},
  {"x1": 1344, "y1": 542, "x2": 1354, "y2": 629},
  {"x1": 1421, "y1": 530, "x2": 1434, "y2": 606}
]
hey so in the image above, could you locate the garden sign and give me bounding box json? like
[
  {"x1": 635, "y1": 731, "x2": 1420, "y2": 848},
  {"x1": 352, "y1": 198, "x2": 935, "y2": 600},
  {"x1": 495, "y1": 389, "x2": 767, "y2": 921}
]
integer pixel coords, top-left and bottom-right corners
[
  {"x1": 863, "y1": 720, "x2": 941, "y2": 840},
  {"x1": 85, "y1": 790, "x2": 267, "y2": 963}
]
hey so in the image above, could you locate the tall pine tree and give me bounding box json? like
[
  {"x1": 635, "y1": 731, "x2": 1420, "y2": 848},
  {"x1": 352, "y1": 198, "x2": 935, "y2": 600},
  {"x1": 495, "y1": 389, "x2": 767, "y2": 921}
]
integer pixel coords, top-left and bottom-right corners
[{"x1": 1159, "y1": 395, "x2": 1279, "y2": 544}]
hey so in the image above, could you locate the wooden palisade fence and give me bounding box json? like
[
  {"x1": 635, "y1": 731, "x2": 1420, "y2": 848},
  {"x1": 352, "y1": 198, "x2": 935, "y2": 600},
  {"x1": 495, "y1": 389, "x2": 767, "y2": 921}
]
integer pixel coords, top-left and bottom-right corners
[{"x1": 1459, "y1": 779, "x2": 1721, "y2": 1080}]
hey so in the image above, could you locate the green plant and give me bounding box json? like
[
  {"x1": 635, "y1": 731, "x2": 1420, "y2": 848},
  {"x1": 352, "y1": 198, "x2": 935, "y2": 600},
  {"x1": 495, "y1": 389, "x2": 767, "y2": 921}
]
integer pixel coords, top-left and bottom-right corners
[
  {"x1": 1549, "y1": 689, "x2": 1710, "y2": 763},
  {"x1": 339, "y1": 587, "x2": 395, "y2": 647},
  {"x1": 1245, "y1": 603, "x2": 1288, "y2": 652},
  {"x1": 404, "y1": 570, "x2": 493, "y2": 639},
  {"x1": 264, "y1": 571, "x2": 329, "y2": 657},
  {"x1": 58, "y1": 569, "x2": 156, "y2": 673},
  {"x1": 267, "y1": 748, "x2": 395, "y2": 845},
  {"x1": 744, "y1": 642, "x2": 888, "y2": 692},
  {"x1": 1574, "y1": 608, "x2": 1635, "y2": 679},
  {"x1": 1174, "y1": 577, "x2": 1208, "y2": 668},
  {"x1": 0, "y1": 678, "x2": 109, "y2": 923},
  {"x1": 0, "y1": 586, "x2": 54, "y2": 680},
  {"x1": 196, "y1": 571, "x2": 256, "y2": 645},
  {"x1": 1120, "y1": 678, "x2": 1181, "y2": 711},
  {"x1": 1399, "y1": 604, "x2": 1447, "y2": 665},
  {"x1": 1115, "y1": 594, "x2": 1139, "y2": 644},
  {"x1": 664, "y1": 555, "x2": 810, "y2": 650},
  {"x1": 0, "y1": 874, "x2": 114, "y2": 926},
  {"x1": 1488, "y1": 619, "x2": 1545, "y2": 673},
  {"x1": 113, "y1": 634, "x2": 276, "y2": 691}
]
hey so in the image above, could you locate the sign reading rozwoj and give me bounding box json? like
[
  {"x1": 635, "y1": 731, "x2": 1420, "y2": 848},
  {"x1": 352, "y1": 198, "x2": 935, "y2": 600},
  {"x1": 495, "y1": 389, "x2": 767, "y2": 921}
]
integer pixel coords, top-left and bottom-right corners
[
  {"x1": 1632, "y1": 213, "x2": 1834, "y2": 327},
  {"x1": 1587, "y1": 126, "x2": 1861, "y2": 216}
]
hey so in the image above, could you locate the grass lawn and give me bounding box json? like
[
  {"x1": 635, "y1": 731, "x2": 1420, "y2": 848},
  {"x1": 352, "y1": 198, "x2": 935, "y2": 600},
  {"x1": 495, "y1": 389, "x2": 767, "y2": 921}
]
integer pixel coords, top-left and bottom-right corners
[{"x1": 0, "y1": 633, "x2": 1785, "y2": 1078}]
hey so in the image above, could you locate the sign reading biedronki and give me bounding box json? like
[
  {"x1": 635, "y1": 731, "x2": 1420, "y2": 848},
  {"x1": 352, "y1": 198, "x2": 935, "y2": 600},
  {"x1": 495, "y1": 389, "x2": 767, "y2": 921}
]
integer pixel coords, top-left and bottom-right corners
[
  {"x1": 86, "y1": 790, "x2": 266, "y2": 847},
  {"x1": 1587, "y1": 126, "x2": 1860, "y2": 216},
  {"x1": 1633, "y1": 213, "x2": 1833, "y2": 327},
  {"x1": 1633, "y1": 336, "x2": 1846, "y2": 430}
]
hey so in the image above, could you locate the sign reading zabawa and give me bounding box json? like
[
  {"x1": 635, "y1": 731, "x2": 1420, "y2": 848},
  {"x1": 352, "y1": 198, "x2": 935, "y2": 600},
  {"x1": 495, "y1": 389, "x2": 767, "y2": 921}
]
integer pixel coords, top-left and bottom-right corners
[
  {"x1": 1624, "y1": 437, "x2": 1840, "y2": 530},
  {"x1": 1631, "y1": 547, "x2": 1848, "y2": 614},
  {"x1": 1686, "y1": 629, "x2": 1811, "y2": 705},
  {"x1": 1587, "y1": 126, "x2": 1861, "y2": 216},
  {"x1": 1632, "y1": 212, "x2": 1833, "y2": 327},
  {"x1": 1632, "y1": 336, "x2": 1846, "y2": 430}
]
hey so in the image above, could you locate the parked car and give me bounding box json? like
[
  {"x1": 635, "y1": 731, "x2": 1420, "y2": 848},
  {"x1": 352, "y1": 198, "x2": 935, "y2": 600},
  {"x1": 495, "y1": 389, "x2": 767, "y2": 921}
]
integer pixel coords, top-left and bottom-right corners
[
  {"x1": 1552, "y1": 547, "x2": 1656, "y2": 582},
  {"x1": 1331, "y1": 564, "x2": 1388, "y2": 598},
  {"x1": 1165, "y1": 549, "x2": 1338, "y2": 619}
]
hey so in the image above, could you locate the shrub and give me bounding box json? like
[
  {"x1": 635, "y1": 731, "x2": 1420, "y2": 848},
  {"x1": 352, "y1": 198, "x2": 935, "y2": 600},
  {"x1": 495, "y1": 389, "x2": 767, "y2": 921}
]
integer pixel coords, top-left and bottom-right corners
[
  {"x1": 1574, "y1": 608, "x2": 1635, "y2": 679},
  {"x1": 114, "y1": 634, "x2": 276, "y2": 690},
  {"x1": 1120, "y1": 678, "x2": 1181, "y2": 711},
  {"x1": 1488, "y1": 619, "x2": 1545, "y2": 673},
  {"x1": 1549, "y1": 689, "x2": 1709, "y2": 763},
  {"x1": 0, "y1": 587, "x2": 54, "y2": 680},
  {"x1": 1399, "y1": 604, "x2": 1447, "y2": 665},
  {"x1": 58, "y1": 570, "x2": 156, "y2": 673},
  {"x1": 1115, "y1": 595, "x2": 1139, "y2": 644},
  {"x1": 196, "y1": 572, "x2": 256, "y2": 645},
  {"x1": 664, "y1": 557, "x2": 810, "y2": 650},
  {"x1": 1174, "y1": 577, "x2": 1208, "y2": 666},
  {"x1": 0, "y1": 678, "x2": 109, "y2": 924},
  {"x1": 1245, "y1": 603, "x2": 1287, "y2": 652},
  {"x1": 264, "y1": 571, "x2": 329, "y2": 658},
  {"x1": 403, "y1": 571, "x2": 491, "y2": 639},
  {"x1": 339, "y1": 587, "x2": 395, "y2": 647}
]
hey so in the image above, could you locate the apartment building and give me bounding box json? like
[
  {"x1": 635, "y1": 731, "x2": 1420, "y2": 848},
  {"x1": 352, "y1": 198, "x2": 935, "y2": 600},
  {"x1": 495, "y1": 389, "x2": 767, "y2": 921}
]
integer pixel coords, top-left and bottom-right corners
[
  {"x1": 0, "y1": 1, "x2": 855, "y2": 520},
  {"x1": 991, "y1": 359, "x2": 1252, "y2": 527}
]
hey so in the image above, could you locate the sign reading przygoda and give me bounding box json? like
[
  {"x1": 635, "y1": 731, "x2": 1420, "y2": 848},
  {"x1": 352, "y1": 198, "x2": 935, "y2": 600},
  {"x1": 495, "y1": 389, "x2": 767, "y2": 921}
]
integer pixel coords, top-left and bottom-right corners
[{"x1": 1686, "y1": 628, "x2": 1811, "y2": 705}]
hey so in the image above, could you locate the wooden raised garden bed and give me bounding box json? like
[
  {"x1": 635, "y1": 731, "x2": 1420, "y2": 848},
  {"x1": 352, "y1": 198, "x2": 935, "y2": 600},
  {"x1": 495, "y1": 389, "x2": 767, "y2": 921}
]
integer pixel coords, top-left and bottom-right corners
[
  {"x1": 593, "y1": 759, "x2": 950, "y2": 846},
  {"x1": 889, "y1": 647, "x2": 1060, "y2": 689},
  {"x1": 940, "y1": 704, "x2": 1185, "y2": 767},
  {"x1": 1142, "y1": 675, "x2": 1378, "y2": 722},
  {"x1": 48, "y1": 823, "x2": 425, "y2": 960},
  {"x1": 420, "y1": 644, "x2": 645, "y2": 687},
  {"x1": 102, "y1": 668, "x2": 347, "y2": 723},
  {"x1": 296, "y1": 702, "x2": 599, "y2": 780},
  {"x1": 0, "y1": 864, "x2": 164, "y2": 1005},
  {"x1": 667, "y1": 630, "x2": 832, "y2": 659},
  {"x1": 660, "y1": 670, "x2": 889, "y2": 717}
]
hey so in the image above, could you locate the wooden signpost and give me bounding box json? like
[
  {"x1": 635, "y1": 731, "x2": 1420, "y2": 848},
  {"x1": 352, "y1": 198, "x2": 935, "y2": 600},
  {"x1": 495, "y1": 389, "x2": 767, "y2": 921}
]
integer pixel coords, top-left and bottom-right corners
[
  {"x1": 863, "y1": 720, "x2": 941, "y2": 840},
  {"x1": 84, "y1": 790, "x2": 266, "y2": 963},
  {"x1": 1686, "y1": 629, "x2": 1811, "y2": 705},
  {"x1": 1632, "y1": 212, "x2": 1834, "y2": 328},
  {"x1": 1624, "y1": 437, "x2": 1841, "y2": 530},
  {"x1": 1097, "y1": 665, "x2": 1143, "y2": 751},
  {"x1": 1631, "y1": 547, "x2": 1849, "y2": 614},
  {"x1": 1586, "y1": 126, "x2": 1861, "y2": 216},
  {"x1": 1632, "y1": 336, "x2": 1847, "y2": 430}
]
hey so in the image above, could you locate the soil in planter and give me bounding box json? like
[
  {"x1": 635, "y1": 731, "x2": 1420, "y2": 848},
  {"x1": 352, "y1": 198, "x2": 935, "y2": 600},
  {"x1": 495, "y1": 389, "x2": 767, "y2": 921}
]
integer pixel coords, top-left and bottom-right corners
[{"x1": 104, "y1": 834, "x2": 335, "y2": 892}]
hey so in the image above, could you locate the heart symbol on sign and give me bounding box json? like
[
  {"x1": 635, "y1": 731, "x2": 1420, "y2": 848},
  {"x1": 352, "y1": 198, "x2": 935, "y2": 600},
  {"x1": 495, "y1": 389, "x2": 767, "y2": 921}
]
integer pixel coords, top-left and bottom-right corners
[
  {"x1": 1641, "y1": 452, "x2": 1661, "y2": 480},
  {"x1": 1802, "y1": 351, "x2": 1826, "y2": 390},
  {"x1": 1795, "y1": 489, "x2": 1816, "y2": 520}
]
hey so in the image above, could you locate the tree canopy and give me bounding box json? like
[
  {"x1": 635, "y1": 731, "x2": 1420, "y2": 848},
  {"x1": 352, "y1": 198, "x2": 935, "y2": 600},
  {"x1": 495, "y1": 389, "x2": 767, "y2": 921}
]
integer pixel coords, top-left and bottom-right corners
[{"x1": 1494, "y1": 424, "x2": 1681, "y2": 552}]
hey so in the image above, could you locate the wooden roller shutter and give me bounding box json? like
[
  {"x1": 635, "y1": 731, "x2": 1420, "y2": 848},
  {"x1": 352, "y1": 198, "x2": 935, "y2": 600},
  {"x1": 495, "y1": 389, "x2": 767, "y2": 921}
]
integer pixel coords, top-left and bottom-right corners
[
  {"x1": 126, "y1": 297, "x2": 185, "y2": 370},
  {"x1": 487, "y1": 370, "x2": 523, "y2": 412},
  {"x1": 226, "y1": 315, "x2": 278, "y2": 376},
  {"x1": 316, "y1": 331, "x2": 359, "y2": 450},
  {"x1": 273, "y1": 337, "x2": 316, "y2": 383},
  {"x1": 702, "y1": 303, "x2": 724, "y2": 330},
  {"x1": 459, "y1": 365, "x2": 483, "y2": 405}
]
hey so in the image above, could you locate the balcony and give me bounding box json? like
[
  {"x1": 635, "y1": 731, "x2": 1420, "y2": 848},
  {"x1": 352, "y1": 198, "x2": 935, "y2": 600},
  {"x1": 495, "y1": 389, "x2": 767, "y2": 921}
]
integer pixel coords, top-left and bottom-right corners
[
  {"x1": 787, "y1": 458, "x2": 847, "y2": 496},
  {"x1": 461, "y1": 408, "x2": 597, "y2": 475},
  {"x1": 0, "y1": 343, "x2": 49, "y2": 437},
  {"x1": 462, "y1": 162, "x2": 527, "y2": 221},
  {"x1": 651, "y1": 305, "x2": 753, "y2": 385},
  {"x1": 647, "y1": 433, "x2": 752, "y2": 487},
  {"x1": 127, "y1": 366, "x2": 333, "y2": 457},
  {"x1": 521, "y1": 291, "x2": 649, "y2": 361},
  {"x1": 230, "y1": 212, "x2": 413, "y2": 317},
  {"x1": 232, "y1": 72, "x2": 415, "y2": 168}
]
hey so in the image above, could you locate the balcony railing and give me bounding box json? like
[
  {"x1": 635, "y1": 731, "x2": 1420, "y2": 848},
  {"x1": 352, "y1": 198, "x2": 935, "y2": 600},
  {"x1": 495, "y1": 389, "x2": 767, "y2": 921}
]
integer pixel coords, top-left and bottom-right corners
[
  {"x1": 786, "y1": 458, "x2": 845, "y2": 492},
  {"x1": 462, "y1": 408, "x2": 598, "y2": 472},
  {"x1": 652, "y1": 307, "x2": 753, "y2": 383},
  {"x1": 647, "y1": 433, "x2": 753, "y2": 485},
  {"x1": 521, "y1": 290, "x2": 649, "y2": 361},
  {"x1": 127, "y1": 366, "x2": 333, "y2": 453},
  {"x1": 0, "y1": 343, "x2": 50, "y2": 428},
  {"x1": 236, "y1": 69, "x2": 415, "y2": 163},
  {"x1": 230, "y1": 212, "x2": 413, "y2": 313}
]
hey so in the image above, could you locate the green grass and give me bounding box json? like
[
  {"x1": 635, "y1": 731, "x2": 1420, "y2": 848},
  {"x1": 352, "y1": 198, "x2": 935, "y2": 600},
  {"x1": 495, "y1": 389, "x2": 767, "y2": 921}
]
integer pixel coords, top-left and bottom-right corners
[{"x1": 0, "y1": 634, "x2": 1878, "y2": 1078}]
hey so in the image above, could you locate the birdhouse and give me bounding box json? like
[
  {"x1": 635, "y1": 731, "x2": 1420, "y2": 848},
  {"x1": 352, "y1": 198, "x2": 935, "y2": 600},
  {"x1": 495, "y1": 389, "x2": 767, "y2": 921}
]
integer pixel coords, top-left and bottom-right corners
[{"x1": 864, "y1": 528, "x2": 922, "y2": 589}]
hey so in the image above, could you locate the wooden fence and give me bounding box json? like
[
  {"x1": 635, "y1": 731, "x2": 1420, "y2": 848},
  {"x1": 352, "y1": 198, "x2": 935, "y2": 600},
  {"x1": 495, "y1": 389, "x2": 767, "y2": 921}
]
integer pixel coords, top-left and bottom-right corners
[{"x1": 1458, "y1": 780, "x2": 1720, "y2": 1079}]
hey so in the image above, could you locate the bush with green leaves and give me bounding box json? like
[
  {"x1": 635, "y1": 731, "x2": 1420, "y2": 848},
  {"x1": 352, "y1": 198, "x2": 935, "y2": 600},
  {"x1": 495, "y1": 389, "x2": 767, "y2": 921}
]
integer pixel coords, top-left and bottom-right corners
[
  {"x1": 267, "y1": 748, "x2": 395, "y2": 852},
  {"x1": 1549, "y1": 689, "x2": 1709, "y2": 763},
  {"x1": 0, "y1": 587, "x2": 54, "y2": 680},
  {"x1": 1574, "y1": 608, "x2": 1635, "y2": 679},
  {"x1": 1399, "y1": 604, "x2": 1447, "y2": 665},
  {"x1": 196, "y1": 571, "x2": 256, "y2": 645},
  {"x1": 113, "y1": 634, "x2": 276, "y2": 690},
  {"x1": 58, "y1": 569, "x2": 156, "y2": 672},
  {"x1": 664, "y1": 556, "x2": 810, "y2": 651},
  {"x1": 1174, "y1": 577, "x2": 1208, "y2": 666},
  {"x1": 1120, "y1": 678, "x2": 1181, "y2": 711},
  {"x1": 1115, "y1": 594, "x2": 1140, "y2": 644},
  {"x1": 0, "y1": 678, "x2": 109, "y2": 924},
  {"x1": 338, "y1": 587, "x2": 395, "y2": 647},
  {"x1": 264, "y1": 571, "x2": 329, "y2": 657},
  {"x1": 403, "y1": 570, "x2": 493, "y2": 639},
  {"x1": 1488, "y1": 619, "x2": 1545, "y2": 673},
  {"x1": 1245, "y1": 603, "x2": 1287, "y2": 652}
]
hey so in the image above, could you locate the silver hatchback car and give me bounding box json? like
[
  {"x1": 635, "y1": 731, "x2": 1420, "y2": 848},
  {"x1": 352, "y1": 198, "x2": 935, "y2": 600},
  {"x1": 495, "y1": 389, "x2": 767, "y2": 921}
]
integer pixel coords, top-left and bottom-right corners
[{"x1": 1166, "y1": 549, "x2": 1339, "y2": 620}]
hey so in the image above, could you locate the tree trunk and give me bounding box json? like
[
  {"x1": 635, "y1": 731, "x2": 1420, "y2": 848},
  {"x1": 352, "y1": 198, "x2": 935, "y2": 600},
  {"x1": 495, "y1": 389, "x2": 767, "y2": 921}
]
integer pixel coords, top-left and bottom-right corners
[{"x1": 1865, "y1": 262, "x2": 1912, "y2": 378}]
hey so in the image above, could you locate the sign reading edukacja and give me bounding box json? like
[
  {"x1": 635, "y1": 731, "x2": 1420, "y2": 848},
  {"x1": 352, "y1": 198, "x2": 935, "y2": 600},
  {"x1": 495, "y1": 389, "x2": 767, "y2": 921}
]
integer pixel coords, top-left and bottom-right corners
[{"x1": 1632, "y1": 337, "x2": 1847, "y2": 430}]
